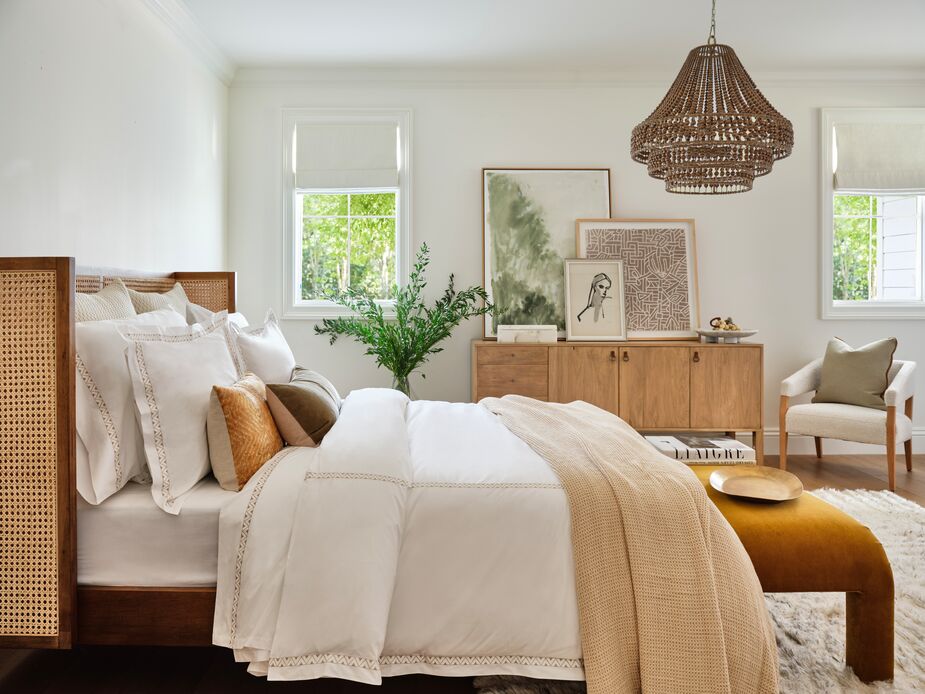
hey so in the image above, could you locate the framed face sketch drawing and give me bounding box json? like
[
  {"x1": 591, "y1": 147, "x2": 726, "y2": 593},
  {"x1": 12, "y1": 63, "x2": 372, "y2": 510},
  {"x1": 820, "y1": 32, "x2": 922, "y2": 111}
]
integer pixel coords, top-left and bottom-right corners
[{"x1": 564, "y1": 259, "x2": 627, "y2": 341}]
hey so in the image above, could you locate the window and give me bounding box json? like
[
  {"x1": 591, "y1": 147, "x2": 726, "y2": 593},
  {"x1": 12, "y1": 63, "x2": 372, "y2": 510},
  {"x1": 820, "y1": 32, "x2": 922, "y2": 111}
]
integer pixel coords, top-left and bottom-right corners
[
  {"x1": 821, "y1": 109, "x2": 925, "y2": 319},
  {"x1": 282, "y1": 109, "x2": 412, "y2": 318},
  {"x1": 299, "y1": 189, "x2": 398, "y2": 301}
]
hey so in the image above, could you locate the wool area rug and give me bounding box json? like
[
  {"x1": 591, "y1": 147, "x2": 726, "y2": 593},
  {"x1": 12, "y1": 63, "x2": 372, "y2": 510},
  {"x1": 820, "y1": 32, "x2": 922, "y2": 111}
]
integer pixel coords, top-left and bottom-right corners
[{"x1": 473, "y1": 489, "x2": 925, "y2": 694}]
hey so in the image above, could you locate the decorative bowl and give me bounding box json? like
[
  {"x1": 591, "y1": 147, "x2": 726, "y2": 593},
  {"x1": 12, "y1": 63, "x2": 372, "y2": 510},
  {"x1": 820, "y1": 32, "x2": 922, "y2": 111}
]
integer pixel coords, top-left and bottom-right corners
[
  {"x1": 696, "y1": 329, "x2": 758, "y2": 344},
  {"x1": 709, "y1": 466, "x2": 803, "y2": 503}
]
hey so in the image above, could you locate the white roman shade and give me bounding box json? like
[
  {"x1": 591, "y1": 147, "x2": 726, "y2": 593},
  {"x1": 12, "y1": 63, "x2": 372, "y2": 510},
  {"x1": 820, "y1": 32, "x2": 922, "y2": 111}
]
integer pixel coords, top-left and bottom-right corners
[
  {"x1": 295, "y1": 123, "x2": 399, "y2": 189},
  {"x1": 834, "y1": 122, "x2": 925, "y2": 192}
]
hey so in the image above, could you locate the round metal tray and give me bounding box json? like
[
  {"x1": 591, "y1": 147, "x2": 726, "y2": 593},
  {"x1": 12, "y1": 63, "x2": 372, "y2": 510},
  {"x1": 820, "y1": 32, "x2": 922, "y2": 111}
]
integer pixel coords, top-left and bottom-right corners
[{"x1": 709, "y1": 466, "x2": 803, "y2": 502}]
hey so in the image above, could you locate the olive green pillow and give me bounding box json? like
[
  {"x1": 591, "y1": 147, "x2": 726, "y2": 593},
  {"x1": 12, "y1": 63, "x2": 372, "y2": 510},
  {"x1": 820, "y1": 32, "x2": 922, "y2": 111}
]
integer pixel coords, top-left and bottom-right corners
[
  {"x1": 265, "y1": 367, "x2": 341, "y2": 447},
  {"x1": 812, "y1": 337, "x2": 897, "y2": 410}
]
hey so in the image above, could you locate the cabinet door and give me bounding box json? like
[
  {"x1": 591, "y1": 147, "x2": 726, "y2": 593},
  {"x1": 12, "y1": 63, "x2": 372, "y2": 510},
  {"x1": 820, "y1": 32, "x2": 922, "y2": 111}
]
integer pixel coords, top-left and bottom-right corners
[
  {"x1": 549, "y1": 346, "x2": 619, "y2": 413},
  {"x1": 618, "y1": 347, "x2": 690, "y2": 429},
  {"x1": 690, "y1": 347, "x2": 762, "y2": 429}
]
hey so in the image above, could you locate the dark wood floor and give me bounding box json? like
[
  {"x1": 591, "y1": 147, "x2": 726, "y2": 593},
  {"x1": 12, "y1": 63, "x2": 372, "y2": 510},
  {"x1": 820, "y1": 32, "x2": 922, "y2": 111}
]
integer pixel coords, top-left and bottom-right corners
[{"x1": 1, "y1": 454, "x2": 919, "y2": 693}]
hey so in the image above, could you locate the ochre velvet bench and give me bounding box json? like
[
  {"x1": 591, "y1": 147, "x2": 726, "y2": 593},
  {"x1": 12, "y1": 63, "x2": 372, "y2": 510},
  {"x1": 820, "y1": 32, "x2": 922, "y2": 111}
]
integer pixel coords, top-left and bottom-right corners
[{"x1": 693, "y1": 466, "x2": 894, "y2": 683}]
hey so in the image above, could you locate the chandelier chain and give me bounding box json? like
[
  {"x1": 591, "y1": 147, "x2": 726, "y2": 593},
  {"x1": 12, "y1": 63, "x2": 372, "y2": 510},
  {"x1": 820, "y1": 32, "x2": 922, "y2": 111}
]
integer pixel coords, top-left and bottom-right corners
[{"x1": 707, "y1": 0, "x2": 717, "y2": 45}]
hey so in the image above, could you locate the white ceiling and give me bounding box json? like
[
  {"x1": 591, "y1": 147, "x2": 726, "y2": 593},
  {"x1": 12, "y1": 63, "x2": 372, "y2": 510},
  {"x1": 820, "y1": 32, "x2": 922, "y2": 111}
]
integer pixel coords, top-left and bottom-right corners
[{"x1": 183, "y1": 0, "x2": 925, "y2": 75}]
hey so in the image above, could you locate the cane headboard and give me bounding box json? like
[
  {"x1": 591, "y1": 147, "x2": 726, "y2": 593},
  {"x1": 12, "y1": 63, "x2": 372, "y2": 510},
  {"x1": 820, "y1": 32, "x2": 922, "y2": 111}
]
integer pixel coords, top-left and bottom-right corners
[{"x1": 0, "y1": 258, "x2": 235, "y2": 648}]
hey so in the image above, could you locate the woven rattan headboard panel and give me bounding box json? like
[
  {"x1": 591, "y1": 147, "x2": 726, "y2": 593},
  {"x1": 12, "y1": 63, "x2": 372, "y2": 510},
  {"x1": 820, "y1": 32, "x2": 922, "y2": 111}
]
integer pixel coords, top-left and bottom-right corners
[{"x1": 76, "y1": 269, "x2": 236, "y2": 313}]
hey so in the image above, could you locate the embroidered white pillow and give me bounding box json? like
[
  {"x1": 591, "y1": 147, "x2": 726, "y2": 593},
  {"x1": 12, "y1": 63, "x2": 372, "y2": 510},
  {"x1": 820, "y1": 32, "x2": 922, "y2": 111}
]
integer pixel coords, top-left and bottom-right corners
[
  {"x1": 125, "y1": 317, "x2": 241, "y2": 514},
  {"x1": 231, "y1": 309, "x2": 296, "y2": 384},
  {"x1": 128, "y1": 282, "x2": 190, "y2": 315},
  {"x1": 75, "y1": 309, "x2": 187, "y2": 504}
]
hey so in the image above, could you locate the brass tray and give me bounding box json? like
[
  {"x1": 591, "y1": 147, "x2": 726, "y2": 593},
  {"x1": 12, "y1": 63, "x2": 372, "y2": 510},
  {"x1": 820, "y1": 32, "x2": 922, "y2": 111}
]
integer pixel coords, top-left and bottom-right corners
[{"x1": 709, "y1": 466, "x2": 803, "y2": 502}]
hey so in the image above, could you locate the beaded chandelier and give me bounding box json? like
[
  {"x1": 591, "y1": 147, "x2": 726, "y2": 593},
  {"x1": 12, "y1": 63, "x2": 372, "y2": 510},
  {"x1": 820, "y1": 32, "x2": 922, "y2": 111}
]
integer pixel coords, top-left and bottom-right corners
[{"x1": 631, "y1": 0, "x2": 793, "y2": 194}]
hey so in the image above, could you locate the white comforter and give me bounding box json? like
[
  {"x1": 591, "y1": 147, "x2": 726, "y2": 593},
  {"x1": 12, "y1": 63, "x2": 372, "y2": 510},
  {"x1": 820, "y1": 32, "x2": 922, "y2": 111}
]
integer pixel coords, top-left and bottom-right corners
[{"x1": 213, "y1": 388, "x2": 583, "y2": 683}]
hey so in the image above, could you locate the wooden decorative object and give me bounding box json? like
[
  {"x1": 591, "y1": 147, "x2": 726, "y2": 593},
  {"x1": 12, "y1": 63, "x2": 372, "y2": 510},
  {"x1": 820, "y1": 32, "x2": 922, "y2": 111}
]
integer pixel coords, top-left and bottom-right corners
[
  {"x1": 0, "y1": 258, "x2": 75, "y2": 648},
  {"x1": 630, "y1": 0, "x2": 793, "y2": 194}
]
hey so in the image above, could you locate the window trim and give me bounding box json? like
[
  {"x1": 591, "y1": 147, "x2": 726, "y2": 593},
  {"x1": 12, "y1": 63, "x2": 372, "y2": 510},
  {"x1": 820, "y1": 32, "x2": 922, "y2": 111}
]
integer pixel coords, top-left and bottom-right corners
[
  {"x1": 821, "y1": 108, "x2": 925, "y2": 319},
  {"x1": 281, "y1": 108, "x2": 412, "y2": 320}
]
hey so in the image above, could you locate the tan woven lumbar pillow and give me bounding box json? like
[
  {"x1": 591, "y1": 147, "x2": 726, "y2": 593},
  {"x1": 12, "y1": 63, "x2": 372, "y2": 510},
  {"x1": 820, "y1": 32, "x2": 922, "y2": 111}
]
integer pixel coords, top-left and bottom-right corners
[
  {"x1": 207, "y1": 373, "x2": 284, "y2": 491},
  {"x1": 812, "y1": 337, "x2": 897, "y2": 410},
  {"x1": 128, "y1": 282, "x2": 190, "y2": 315},
  {"x1": 265, "y1": 367, "x2": 341, "y2": 447},
  {"x1": 75, "y1": 279, "x2": 137, "y2": 322}
]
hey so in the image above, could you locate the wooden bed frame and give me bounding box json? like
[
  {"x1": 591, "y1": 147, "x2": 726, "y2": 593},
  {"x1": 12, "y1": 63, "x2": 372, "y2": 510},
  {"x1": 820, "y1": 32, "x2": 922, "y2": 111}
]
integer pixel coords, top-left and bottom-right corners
[{"x1": 0, "y1": 258, "x2": 229, "y2": 648}]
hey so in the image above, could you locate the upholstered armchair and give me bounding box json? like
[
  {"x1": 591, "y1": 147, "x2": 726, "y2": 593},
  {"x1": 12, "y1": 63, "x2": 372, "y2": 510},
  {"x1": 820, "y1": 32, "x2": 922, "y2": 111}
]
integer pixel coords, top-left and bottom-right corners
[{"x1": 780, "y1": 359, "x2": 916, "y2": 490}]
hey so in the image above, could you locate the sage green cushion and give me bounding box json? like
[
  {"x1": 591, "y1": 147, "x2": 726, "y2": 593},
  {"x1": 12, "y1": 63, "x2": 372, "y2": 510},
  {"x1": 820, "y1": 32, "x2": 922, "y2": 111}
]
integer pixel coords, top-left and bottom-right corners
[
  {"x1": 812, "y1": 337, "x2": 897, "y2": 410},
  {"x1": 265, "y1": 367, "x2": 341, "y2": 447}
]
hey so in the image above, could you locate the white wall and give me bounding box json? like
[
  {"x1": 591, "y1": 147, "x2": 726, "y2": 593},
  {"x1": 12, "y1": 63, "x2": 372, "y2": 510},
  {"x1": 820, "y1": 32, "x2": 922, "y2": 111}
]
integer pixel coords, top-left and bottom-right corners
[
  {"x1": 228, "y1": 72, "x2": 925, "y2": 449},
  {"x1": 0, "y1": 0, "x2": 228, "y2": 271}
]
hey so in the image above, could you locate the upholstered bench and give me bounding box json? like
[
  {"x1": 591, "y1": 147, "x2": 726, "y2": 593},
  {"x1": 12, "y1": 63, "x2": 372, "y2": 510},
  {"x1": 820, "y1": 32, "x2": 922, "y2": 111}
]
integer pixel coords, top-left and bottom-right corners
[{"x1": 693, "y1": 466, "x2": 894, "y2": 683}]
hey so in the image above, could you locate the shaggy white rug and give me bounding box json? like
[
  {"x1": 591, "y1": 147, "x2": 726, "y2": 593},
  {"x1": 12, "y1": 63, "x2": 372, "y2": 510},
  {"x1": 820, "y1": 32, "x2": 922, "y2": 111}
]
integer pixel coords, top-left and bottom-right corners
[{"x1": 474, "y1": 489, "x2": 925, "y2": 694}]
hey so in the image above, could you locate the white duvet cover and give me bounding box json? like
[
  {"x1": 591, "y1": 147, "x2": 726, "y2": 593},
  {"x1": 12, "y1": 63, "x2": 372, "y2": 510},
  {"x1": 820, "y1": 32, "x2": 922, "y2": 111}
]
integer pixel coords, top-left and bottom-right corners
[{"x1": 213, "y1": 388, "x2": 584, "y2": 683}]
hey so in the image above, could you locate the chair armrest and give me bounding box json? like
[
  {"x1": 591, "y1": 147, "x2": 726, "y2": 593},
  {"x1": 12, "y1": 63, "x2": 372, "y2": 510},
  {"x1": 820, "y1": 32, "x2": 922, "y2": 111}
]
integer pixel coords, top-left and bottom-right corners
[
  {"x1": 781, "y1": 359, "x2": 823, "y2": 397},
  {"x1": 885, "y1": 362, "x2": 915, "y2": 407}
]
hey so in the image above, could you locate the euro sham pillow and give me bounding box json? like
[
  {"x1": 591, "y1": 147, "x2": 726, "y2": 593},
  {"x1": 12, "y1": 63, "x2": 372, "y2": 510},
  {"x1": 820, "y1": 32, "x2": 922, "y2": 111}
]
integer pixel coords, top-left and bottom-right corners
[
  {"x1": 231, "y1": 309, "x2": 296, "y2": 385},
  {"x1": 128, "y1": 282, "x2": 189, "y2": 315},
  {"x1": 75, "y1": 279, "x2": 136, "y2": 322},
  {"x1": 265, "y1": 367, "x2": 341, "y2": 447},
  {"x1": 125, "y1": 316, "x2": 242, "y2": 514},
  {"x1": 812, "y1": 337, "x2": 897, "y2": 410},
  {"x1": 207, "y1": 373, "x2": 283, "y2": 491},
  {"x1": 75, "y1": 309, "x2": 187, "y2": 504}
]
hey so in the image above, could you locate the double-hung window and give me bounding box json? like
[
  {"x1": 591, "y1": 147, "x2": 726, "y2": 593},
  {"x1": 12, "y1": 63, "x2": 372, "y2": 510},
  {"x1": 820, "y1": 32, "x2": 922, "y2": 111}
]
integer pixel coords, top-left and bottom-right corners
[
  {"x1": 282, "y1": 109, "x2": 412, "y2": 318},
  {"x1": 821, "y1": 109, "x2": 925, "y2": 318}
]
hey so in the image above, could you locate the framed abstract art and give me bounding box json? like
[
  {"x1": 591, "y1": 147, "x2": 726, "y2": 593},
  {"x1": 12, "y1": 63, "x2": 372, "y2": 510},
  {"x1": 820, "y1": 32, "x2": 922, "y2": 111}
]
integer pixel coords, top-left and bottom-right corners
[
  {"x1": 483, "y1": 168, "x2": 612, "y2": 338},
  {"x1": 575, "y1": 218, "x2": 699, "y2": 339}
]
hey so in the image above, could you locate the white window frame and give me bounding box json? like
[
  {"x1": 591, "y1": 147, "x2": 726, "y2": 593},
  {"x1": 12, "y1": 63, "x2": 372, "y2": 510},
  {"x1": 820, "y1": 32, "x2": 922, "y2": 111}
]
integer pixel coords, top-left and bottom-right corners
[
  {"x1": 282, "y1": 108, "x2": 412, "y2": 319},
  {"x1": 821, "y1": 108, "x2": 925, "y2": 319}
]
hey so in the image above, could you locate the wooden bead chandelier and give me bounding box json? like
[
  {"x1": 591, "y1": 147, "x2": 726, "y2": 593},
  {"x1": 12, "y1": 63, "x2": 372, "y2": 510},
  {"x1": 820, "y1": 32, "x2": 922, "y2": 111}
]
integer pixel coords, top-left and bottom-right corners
[{"x1": 631, "y1": 0, "x2": 793, "y2": 194}]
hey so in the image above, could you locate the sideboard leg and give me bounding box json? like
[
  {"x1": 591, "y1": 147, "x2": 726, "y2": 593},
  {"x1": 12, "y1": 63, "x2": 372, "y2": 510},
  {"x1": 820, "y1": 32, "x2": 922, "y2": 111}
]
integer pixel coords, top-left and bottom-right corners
[{"x1": 752, "y1": 430, "x2": 764, "y2": 466}]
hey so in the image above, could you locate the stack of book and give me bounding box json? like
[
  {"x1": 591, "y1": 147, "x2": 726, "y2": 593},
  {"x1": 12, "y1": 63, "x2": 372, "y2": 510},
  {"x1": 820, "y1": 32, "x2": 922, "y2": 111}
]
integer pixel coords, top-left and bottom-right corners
[{"x1": 645, "y1": 434, "x2": 756, "y2": 465}]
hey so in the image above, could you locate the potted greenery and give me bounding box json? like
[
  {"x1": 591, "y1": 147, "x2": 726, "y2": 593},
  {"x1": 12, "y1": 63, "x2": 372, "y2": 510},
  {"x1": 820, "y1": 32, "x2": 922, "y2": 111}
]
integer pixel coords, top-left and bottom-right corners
[{"x1": 315, "y1": 244, "x2": 493, "y2": 397}]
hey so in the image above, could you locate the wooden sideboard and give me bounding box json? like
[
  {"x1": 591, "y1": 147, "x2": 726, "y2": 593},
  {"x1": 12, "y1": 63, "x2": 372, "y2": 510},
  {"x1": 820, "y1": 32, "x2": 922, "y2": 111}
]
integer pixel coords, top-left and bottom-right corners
[{"x1": 471, "y1": 340, "x2": 764, "y2": 464}]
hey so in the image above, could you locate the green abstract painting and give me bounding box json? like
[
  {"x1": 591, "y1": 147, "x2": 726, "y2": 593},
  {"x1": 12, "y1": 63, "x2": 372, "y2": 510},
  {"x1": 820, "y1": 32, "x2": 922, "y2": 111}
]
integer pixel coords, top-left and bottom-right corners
[{"x1": 483, "y1": 169, "x2": 611, "y2": 337}]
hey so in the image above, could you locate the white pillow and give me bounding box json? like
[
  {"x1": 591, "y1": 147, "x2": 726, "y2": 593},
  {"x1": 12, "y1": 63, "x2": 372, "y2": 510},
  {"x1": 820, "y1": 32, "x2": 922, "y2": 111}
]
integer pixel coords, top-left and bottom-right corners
[
  {"x1": 231, "y1": 309, "x2": 296, "y2": 384},
  {"x1": 186, "y1": 302, "x2": 249, "y2": 330},
  {"x1": 75, "y1": 309, "x2": 187, "y2": 504},
  {"x1": 124, "y1": 316, "x2": 242, "y2": 514}
]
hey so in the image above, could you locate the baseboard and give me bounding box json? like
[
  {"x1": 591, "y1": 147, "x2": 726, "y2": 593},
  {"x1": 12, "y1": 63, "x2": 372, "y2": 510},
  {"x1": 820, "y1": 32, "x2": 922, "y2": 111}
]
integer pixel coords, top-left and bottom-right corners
[{"x1": 738, "y1": 428, "x2": 925, "y2": 455}]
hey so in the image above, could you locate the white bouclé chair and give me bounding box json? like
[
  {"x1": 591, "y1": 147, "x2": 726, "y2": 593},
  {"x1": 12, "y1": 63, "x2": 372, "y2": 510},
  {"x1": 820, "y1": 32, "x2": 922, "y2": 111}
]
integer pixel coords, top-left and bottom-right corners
[{"x1": 779, "y1": 359, "x2": 916, "y2": 491}]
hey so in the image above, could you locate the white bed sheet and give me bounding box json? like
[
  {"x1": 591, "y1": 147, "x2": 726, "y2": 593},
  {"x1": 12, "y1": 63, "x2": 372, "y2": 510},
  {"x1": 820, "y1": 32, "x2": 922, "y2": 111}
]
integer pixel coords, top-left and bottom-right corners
[{"x1": 77, "y1": 477, "x2": 235, "y2": 586}]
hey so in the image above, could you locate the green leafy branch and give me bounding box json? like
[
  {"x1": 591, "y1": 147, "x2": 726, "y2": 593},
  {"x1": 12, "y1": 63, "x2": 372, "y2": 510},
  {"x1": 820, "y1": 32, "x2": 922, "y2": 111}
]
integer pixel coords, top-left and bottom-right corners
[{"x1": 314, "y1": 243, "x2": 493, "y2": 395}]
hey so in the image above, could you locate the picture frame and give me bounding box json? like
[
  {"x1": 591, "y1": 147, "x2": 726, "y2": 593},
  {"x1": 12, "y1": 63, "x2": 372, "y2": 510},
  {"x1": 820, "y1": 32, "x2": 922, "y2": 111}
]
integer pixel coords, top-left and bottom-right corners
[
  {"x1": 576, "y1": 218, "x2": 699, "y2": 340},
  {"x1": 483, "y1": 168, "x2": 612, "y2": 338},
  {"x1": 565, "y1": 259, "x2": 627, "y2": 341}
]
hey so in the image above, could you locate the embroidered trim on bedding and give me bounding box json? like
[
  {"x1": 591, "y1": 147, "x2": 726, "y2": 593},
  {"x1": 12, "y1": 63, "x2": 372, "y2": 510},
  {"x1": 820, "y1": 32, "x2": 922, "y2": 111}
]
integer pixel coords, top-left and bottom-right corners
[
  {"x1": 303, "y1": 471, "x2": 562, "y2": 490},
  {"x1": 123, "y1": 316, "x2": 244, "y2": 376},
  {"x1": 133, "y1": 342, "x2": 172, "y2": 507},
  {"x1": 229, "y1": 448, "x2": 296, "y2": 642},
  {"x1": 264, "y1": 653, "x2": 584, "y2": 671},
  {"x1": 76, "y1": 354, "x2": 123, "y2": 487}
]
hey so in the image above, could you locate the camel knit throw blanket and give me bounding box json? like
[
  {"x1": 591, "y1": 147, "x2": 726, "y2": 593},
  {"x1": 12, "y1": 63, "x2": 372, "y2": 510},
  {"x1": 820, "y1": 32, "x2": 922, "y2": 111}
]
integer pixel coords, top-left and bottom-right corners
[{"x1": 481, "y1": 396, "x2": 779, "y2": 694}]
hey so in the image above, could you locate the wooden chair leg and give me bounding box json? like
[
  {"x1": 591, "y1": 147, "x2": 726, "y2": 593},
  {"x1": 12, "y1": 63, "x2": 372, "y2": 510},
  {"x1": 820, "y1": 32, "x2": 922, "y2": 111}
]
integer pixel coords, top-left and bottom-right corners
[
  {"x1": 779, "y1": 396, "x2": 789, "y2": 471},
  {"x1": 886, "y1": 406, "x2": 896, "y2": 492},
  {"x1": 905, "y1": 397, "x2": 914, "y2": 472},
  {"x1": 814, "y1": 437, "x2": 823, "y2": 459}
]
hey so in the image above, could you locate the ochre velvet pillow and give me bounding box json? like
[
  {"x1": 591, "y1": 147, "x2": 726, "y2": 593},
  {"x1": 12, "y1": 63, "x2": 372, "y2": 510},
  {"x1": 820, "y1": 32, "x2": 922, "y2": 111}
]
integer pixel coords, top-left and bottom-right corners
[
  {"x1": 207, "y1": 373, "x2": 283, "y2": 491},
  {"x1": 265, "y1": 367, "x2": 341, "y2": 447},
  {"x1": 812, "y1": 337, "x2": 897, "y2": 410}
]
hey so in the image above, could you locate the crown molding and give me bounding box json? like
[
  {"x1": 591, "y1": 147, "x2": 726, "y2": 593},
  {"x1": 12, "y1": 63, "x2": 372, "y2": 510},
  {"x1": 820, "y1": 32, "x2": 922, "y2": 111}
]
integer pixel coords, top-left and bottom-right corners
[
  {"x1": 141, "y1": 0, "x2": 236, "y2": 85},
  {"x1": 231, "y1": 65, "x2": 925, "y2": 89}
]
